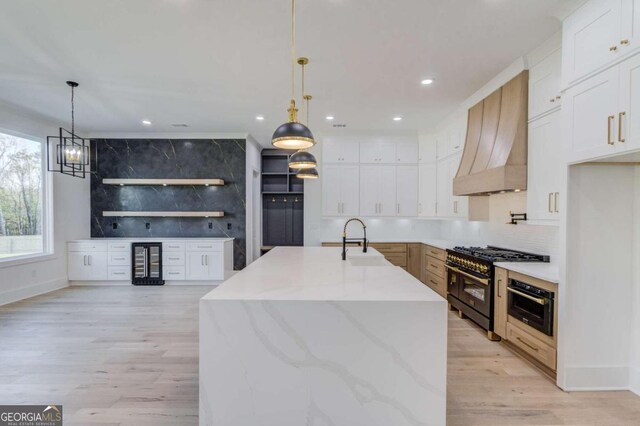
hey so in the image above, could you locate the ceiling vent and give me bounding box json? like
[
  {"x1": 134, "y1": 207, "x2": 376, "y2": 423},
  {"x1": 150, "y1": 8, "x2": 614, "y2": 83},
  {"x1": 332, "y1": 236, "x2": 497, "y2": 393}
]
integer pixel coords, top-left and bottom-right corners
[
  {"x1": 171, "y1": 123, "x2": 189, "y2": 128},
  {"x1": 332, "y1": 124, "x2": 347, "y2": 128}
]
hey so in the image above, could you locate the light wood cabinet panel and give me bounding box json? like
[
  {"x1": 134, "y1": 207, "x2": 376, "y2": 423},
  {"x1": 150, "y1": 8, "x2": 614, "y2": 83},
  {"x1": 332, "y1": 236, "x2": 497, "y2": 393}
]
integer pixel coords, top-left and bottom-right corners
[
  {"x1": 424, "y1": 246, "x2": 446, "y2": 262},
  {"x1": 507, "y1": 322, "x2": 557, "y2": 371},
  {"x1": 494, "y1": 268, "x2": 509, "y2": 339},
  {"x1": 425, "y1": 256, "x2": 446, "y2": 280},
  {"x1": 407, "y1": 244, "x2": 422, "y2": 280},
  {"x1": 425, "y1": 274, "x2": 446, "y2": 298}
]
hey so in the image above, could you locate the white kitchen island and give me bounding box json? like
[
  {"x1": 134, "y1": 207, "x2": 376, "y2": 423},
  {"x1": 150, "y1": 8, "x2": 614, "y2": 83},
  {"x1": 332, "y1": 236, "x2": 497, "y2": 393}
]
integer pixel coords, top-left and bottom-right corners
[{"x1": 199, "y1": 247, "x2": 447, "y2": 426}]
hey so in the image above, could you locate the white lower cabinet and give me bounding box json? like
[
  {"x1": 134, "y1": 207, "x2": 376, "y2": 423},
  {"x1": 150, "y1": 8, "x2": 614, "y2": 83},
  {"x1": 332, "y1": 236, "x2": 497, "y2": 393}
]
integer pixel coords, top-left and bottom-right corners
[
  {"x1": 68, "y1": 252, "x2": 108, "y2": 281},
  {"x1": 186, "y1": 252, "x2": 224, "y2": 281},
  {"x1": 528, "y1": 111, "x2": 563, "y2": 222},
  {"x1": 67, "y1": 239, "x2": 233, "y2": 282}
]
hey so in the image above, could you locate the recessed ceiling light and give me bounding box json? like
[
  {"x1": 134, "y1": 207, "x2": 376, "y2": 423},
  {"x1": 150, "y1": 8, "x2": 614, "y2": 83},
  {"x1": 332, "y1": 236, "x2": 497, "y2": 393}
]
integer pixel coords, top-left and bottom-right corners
[
  {"x1": 393, "y1": 116, "x2": 403, "y2": 121},
  {"x1": 421, "y1": 78, "x2": 434, "y2": 85},
  {"x1": 326, "y1": 116, "x2": 335, "y2": 121},
  {"x1": 142, "y1": 120, "x2": 152, "y2": 126},
  {"x1": 256, "y1": 115, "x2": 265, "y2": 121}
]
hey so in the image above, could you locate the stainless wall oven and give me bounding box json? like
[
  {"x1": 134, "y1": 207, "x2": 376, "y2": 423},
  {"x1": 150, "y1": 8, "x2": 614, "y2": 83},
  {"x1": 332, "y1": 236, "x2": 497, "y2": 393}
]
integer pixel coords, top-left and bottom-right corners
[
  {"x1": 132, "y1": 242, "x2": 164, "y2": 285},
  {"x1": 507, "y1": 279, "x2": 554, "y2": 336}
]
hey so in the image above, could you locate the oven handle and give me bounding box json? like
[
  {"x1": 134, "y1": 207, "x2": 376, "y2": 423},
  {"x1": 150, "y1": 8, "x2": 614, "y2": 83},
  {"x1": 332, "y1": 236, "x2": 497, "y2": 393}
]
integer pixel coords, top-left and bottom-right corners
[
  {"x1": 507, "y1": 287, "x2": 547, "y2": 305},
  {"x1": 444, "y1": 265, "x2": 489, "y2": 286}
]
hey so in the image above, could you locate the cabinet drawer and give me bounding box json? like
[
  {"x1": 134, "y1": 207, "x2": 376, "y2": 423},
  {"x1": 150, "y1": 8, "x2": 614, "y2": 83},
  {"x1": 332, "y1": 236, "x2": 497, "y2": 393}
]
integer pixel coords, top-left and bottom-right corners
[
  {"x1": 425, "y1": 257, "x2": 445, "y2": 279},
  {"x1": 164, "y1": 267, "x2": 186, "y2": 280},
  {"x1": 68, "y1": 242, "x2": 107, "y2": 252},
  {"x1": 108, "y1": 253, "x2": 130, "y2": 266},
  {"x1": 163, "y1": 253, "x2": 185, "y2": 266},
  {"x1": 425, "y1": 273, "x2": 446, "y2": 298},
  {"x1": 424, "y1": 245, "x2": 446, "y2": 261},
  {"x1": 163, "y1": 242, "x2": 185, "y2": 252},
  {"x1": 108, "y1": 242, "x2": 130, "y2": 252},
  {"x1": 186, "y1": 242, "x2": 223, "y2": 252},
  {"x1": 108, "y1": 267, "x2": 131, "y2": 280},
  {"x1": 369, "y1": 243, "x2": 407, "y2": 254},
  {"x1": 384, "y1": 253, "x2": 407, "y2": 267},
  {"x1": 506, "y1": 322, "x2": 557, "y2": 371}
]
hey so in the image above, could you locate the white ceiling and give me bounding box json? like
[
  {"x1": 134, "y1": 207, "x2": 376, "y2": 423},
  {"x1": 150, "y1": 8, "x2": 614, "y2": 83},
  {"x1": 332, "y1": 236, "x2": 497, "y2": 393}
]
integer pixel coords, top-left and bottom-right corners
[{"x1": 0, "y1": 0, "x2": 578, "y2": 146}]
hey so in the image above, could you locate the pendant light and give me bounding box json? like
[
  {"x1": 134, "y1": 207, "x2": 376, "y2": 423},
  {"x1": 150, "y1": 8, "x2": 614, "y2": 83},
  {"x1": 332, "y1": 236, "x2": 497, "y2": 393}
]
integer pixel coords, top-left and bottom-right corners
[
  {"x1": 289, "y1": 57, "x2": 318, "y2": 170},
  {"x1": 294, "y1": 92, "x2": 318, "y2": 179},
  {"x1": 46, "y1": 81, "x2": 94, "y2": 178},
  {"x1": 271, "y1": 0, "x2": 316, "y2": 150}
]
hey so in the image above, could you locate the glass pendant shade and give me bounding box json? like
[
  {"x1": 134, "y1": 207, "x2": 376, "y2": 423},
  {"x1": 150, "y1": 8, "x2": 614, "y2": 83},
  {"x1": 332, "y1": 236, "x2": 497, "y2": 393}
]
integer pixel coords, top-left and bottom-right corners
[
  {"x1": 295, "y1": 167, "x2": 318, "y2": 179},
  {"x1": 272, "y1": 121, "x2": 315, "y2": 150},
  {"x1": 289, "y1": 150, "x2": 317, "y2": 169}
]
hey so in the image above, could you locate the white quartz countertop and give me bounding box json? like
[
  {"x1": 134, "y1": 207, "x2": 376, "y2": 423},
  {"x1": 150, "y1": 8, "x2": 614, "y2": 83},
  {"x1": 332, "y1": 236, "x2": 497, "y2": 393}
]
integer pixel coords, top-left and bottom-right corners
[
  {"x1": 494, "y1": 262, "x2": 560, "y2": 284},
  {"x1": 203, "y1": 247, "x2": 444, "y2": 302}
]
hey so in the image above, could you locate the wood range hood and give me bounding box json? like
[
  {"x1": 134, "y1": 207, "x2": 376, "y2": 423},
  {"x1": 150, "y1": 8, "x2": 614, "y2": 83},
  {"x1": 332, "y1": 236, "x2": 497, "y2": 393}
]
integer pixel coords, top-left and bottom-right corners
[{"x1": 453, "y1": 71, "x2": 528, "y2": 196}]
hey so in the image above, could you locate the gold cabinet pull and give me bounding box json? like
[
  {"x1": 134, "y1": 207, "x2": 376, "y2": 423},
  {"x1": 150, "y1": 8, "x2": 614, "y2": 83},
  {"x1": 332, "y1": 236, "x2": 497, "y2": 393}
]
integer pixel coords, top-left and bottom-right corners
[
  {"x1": 621, "y1": 39, "x2": 630, "y2": 45},
  {"x1": 497, "y1": 279, "x2": 502, "y2": 298},
  {"x1": 550, "y1": 97, "x2": 556, "y2": 103},
  {"x1": 548, "y1": 193, "x2": 553, "y2": 213},
  {"x1": 608, "y1": 115, "x2": 615, "y2": 145},
  {"x1": 554, "y1": 192, "x2": 559, "y2": 213},
  {"x1": 610, "y1": 45, "x2": 618, "y2": 51},
  {"x1": 619, "y1": 112, "x2": 626, "y2": 142},
  {"x1": 507, "y1": 287, "x2": 546, "y2": 305},
  {"x1": 516, "y1": 337, "x2": 540, "y2": 352}
]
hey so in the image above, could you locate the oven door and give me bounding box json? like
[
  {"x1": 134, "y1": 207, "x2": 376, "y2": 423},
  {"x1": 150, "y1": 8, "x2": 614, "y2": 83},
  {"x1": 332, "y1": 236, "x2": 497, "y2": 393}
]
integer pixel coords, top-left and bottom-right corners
[
  {"x1": 458, "y1": 273, "x2": 491, "y2": 317},
  {"x1": 507, "y1": 281, "x2": 554, "y2": 336}
]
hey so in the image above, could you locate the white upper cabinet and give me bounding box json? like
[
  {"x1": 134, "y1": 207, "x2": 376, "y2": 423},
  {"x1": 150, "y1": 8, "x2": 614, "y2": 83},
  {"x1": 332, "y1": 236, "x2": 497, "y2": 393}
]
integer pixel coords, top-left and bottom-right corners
[
  {"x1": 359, "y1": 166, "x2": 397, "y2": 216},
  {"x1": 621, "y1": 0, "x2": 640, "y2": 53},
  {"x1": 360, "y1": 140, "x2": 396, "y2": 163},
  {"x1": 563, "y1": 0, "x2": 622, "y2": 86},
  {"x1": 527, "y1": 111, "x2": 563, "y2": 223},
  {"x1": 322, "y1": 165, "x2": 360, "y2": 216},
  {"x1": 435, "y1": 132, "x2": 449, "y2": 160},
  {"x1": 448, "y1": 117, "x2": 466, "y2": 155},
  {"x1": 323, "y1": 138, "x2": 360, "y2": 163},
  {"x1": 436, "y1": 157, "x2": 451, "y2": 218},
  {"x1": 396, "y1": 166, "x2": 419, "y2": 217},
  {"x1": 448, "y1": 153, "x2": 468, "y2": 219},
  {"x1": 418, "y1": 134, "x2": 437, "y2": 163},
  {"x1": 618, "y1": 51, "x2": 640, "y2": 152},
  {"x1": 563, "y1": 66, "x2": 620, "y2": 163},
  {"x1": 396, "y1": 141, "x2": 419, "y2": 164},
  {"x1": 529, "y1": 48, "x2": 563, "y2": 120},
  {"x1": 418, "y1": 163, "x2": 437, "y2": 217}
]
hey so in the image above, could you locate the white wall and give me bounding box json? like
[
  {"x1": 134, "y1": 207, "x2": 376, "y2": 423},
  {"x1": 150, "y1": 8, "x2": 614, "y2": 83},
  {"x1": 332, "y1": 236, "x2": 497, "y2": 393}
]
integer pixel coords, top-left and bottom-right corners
[
  {"x1": 245, "y1": 135, "x2": 261, "y2": 265},
  {"x1": 0, "y1": 101, "x2": 90, "y2": 305}
]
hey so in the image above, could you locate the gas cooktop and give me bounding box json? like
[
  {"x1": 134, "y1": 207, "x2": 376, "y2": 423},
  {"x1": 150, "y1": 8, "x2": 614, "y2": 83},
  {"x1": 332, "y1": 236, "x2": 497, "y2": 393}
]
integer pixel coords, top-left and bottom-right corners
[{"x1": 450, "y1": 246, "x2": 550, "y2": 263}]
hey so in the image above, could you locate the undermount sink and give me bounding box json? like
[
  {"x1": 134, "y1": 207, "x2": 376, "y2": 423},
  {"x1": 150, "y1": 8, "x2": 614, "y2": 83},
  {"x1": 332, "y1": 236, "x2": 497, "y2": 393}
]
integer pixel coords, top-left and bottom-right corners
[{"x1": 347, "y1": 255, "x2": 388, "y2": 267}]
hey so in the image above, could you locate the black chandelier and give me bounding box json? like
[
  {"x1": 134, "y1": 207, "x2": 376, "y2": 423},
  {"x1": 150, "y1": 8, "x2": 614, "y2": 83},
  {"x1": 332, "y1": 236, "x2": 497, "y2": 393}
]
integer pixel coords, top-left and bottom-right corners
[{"x1": 46, "y1": 81, "x2": 94, "y2": 178}]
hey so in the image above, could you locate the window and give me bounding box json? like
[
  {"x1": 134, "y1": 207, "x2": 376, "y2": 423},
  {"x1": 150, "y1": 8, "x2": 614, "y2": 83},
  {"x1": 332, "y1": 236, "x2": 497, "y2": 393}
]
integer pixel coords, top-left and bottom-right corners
[{"x1": 0, "y1": 131, "x2": 49, "y2": 262}]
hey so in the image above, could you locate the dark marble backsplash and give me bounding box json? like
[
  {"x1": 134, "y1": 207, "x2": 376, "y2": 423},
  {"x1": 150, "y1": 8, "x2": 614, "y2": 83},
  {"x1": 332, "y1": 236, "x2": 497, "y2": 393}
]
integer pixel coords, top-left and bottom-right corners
[{"x1": 91, "y1": 139, "x2": 246, "y2": 269}]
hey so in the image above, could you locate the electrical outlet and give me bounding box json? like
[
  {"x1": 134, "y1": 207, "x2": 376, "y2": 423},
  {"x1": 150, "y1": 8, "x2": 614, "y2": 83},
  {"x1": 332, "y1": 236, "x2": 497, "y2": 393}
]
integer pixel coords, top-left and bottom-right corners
[
  {"x1": 146, "y1": 223, "x2": 151, "y2": 229},
  {"x1": 208, "y1": 222, "x2": 213, "y2": 229},
  {"x1": 112, "y1": 222, "x2": 118, "y2": 230},
  {"x1": 227, "y1": 223, "x2": 232, "y2": 230}
]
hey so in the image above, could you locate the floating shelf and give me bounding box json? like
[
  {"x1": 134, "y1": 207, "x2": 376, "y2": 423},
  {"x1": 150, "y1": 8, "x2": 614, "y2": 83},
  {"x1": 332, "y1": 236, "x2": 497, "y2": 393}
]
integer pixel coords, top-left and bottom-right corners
[
  {"x1": 103, "y1": 211, "x2": 224, "y2": 218},
  {"x1": 103, "y1": 178, "x2": 224, "y2": 186}
]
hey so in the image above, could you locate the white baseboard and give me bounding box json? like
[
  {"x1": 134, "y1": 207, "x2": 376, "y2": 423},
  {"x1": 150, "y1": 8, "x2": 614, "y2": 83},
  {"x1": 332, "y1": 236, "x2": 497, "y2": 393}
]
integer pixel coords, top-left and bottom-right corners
[
  {"x1": 630, "y1": 367, "x2": 640, "y2": 396},
  {"x1": 0, "y1": 277, "x2": 68, "y2": 306},
  {"x1": 562, "y1": 366, "x2": 630, "y2": 391}
]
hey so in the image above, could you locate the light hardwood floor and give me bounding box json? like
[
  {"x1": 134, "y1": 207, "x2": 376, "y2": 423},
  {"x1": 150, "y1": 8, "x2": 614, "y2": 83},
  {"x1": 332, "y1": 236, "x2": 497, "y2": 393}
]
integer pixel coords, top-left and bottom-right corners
[{"x1": 0, "y1": 286, "x2": 639, "y2": 425}]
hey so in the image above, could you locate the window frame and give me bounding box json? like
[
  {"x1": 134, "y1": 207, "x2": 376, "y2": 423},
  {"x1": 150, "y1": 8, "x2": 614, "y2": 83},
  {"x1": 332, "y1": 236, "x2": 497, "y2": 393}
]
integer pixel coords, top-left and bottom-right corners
[{"x1": 0, "y1": 127, "x2": 55, "y2": 268}]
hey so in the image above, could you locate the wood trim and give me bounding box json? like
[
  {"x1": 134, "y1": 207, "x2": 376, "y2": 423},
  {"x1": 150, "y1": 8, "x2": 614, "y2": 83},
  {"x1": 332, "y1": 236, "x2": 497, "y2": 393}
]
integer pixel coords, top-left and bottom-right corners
[
  {"x1": 103, "y1": 211, "x2": 224, "y2": 218},
  {"x1": 103, "y1": 178, "x2": 224, "y2": 186}
]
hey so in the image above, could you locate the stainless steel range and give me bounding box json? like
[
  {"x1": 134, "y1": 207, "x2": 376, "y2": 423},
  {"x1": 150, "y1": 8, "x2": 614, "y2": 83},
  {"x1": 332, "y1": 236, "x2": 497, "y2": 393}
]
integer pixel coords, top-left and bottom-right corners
[{"x1": 445, "y1": 246, "x2": 549, "y2": 340}]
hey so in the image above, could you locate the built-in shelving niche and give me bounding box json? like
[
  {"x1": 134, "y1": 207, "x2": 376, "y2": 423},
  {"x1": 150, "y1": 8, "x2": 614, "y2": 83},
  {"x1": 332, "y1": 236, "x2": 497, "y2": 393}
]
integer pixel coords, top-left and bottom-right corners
[{"x1": 261, "y1": 149, "x2": 304, "y2": 252}]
